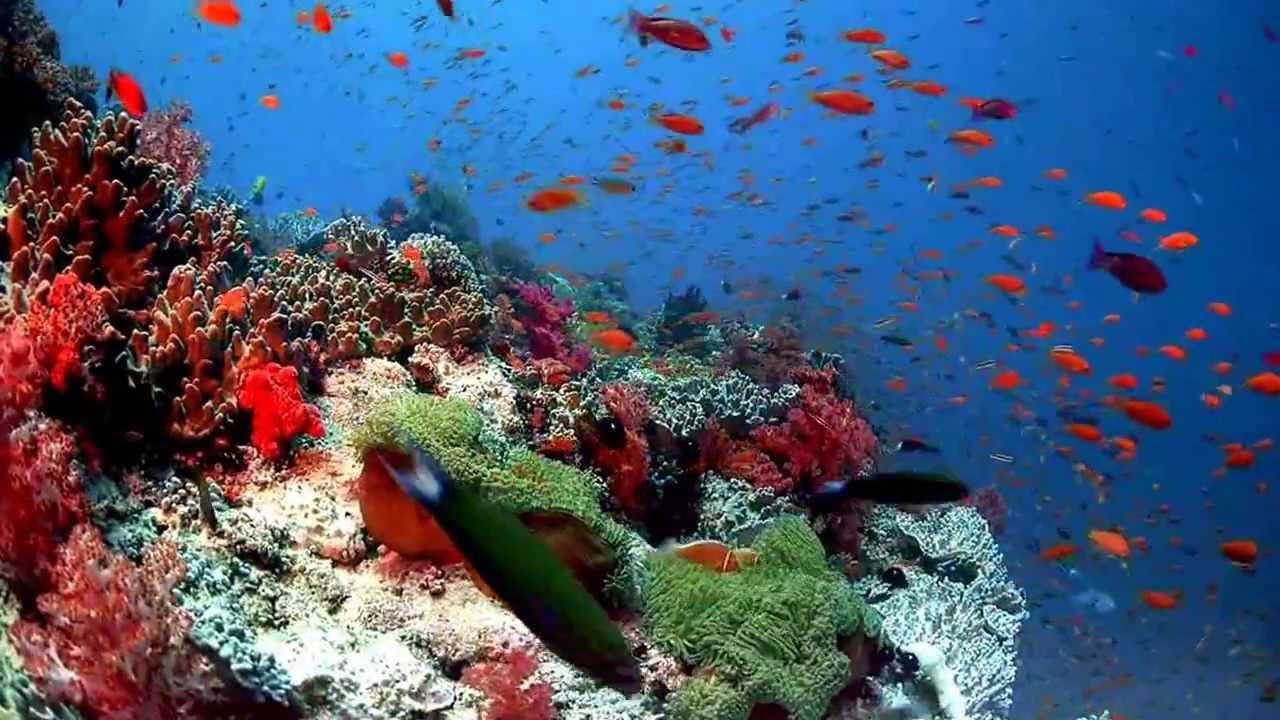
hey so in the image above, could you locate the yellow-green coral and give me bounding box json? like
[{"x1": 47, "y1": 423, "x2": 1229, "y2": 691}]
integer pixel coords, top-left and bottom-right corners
[
  {"x1": 644, "y1": 516, "x2": 867, "y2": 720},
  {"x1": 669, "y1": 675, "x2": 752, "y2": 720}
]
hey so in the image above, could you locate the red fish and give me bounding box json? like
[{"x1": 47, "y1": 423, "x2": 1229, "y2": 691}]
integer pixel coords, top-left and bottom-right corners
[
  {"x1": 1087, "y1": 240, "x2": 1166, "y2": 294},
  {"x1": 312, "y1": 2, "x2": 333, "y2": 33},
  {"x1": 627, "y1": 10, "x2": 711, "y2": 51},
  {"x1": 436, "y1": 0, "x2": 454, "y2": 18},
  {"x1": 106, "y1": 69, "x2": 147, "y2": 116}
]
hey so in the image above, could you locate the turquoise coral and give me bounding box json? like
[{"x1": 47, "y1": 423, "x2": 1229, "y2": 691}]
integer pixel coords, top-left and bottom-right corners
[{"x1": 644, "y1": 516, "x2": 868, "y2": 720}]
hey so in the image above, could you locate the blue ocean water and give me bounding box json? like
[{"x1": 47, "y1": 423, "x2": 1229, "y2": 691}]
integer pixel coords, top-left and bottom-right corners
[{"x1": 40, "y1": 0, "x2": 1280, "y2": 717}]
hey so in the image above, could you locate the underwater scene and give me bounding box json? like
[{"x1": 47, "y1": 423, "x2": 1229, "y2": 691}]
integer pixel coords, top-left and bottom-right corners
[{"x1": 1, "y1": 0, "x2": 1278, "y2": 718}]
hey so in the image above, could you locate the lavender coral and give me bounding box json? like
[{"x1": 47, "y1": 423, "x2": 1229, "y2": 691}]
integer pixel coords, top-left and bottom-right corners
[{"x1": 511, "y1": 280, "x2": 589, "y2": 373}]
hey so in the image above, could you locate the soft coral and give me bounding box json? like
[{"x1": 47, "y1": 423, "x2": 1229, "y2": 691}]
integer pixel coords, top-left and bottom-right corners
[
  {"x1": 10, "y1": 525, "x2": 215, "y2": 720},
  {"x1": 24, "y1": 273, "x2": 106, "y2": 392},
  {"x1": 750, "y1": 385, "x2": 878, "y2": 493},
  {"x1": 460, "y1": 644, "x2": 556, "y2": 720},
  {"x1": 236, "y1": 362, "x2": 325, "y2": 461},
  {"x1": 591, "y1": 383, "x2": 651, "y2": 518}
]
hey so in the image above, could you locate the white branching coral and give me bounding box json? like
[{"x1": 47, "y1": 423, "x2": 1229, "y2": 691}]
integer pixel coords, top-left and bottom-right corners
[{"x1": 856, "y1": 505, "x2": 1027, "y2": 720}]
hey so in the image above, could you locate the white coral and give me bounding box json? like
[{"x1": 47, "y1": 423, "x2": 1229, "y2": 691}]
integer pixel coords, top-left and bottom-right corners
[{"x1": 408, "y1": 344, "x2": 521, "y2": 436}]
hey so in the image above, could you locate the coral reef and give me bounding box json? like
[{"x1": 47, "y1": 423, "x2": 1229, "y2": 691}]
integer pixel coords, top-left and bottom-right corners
[
  {"x1": 855, "y1": 505, "x2": 1027, "y2": 720},
  {"x1": 0, "y1": 0, "x2": 97, "y2": 166}
]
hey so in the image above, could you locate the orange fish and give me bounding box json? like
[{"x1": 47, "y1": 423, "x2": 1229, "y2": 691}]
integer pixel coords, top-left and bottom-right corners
[
  {"x1": 1034, "y1": 224, "x2": 1056, "y2": 239},
  {"x1": 990, "y1": 224, "x2": 1020, "y2": 238},
  {"x1": 1089, "y1": 529, "x2": 1130, "y2": 558},
  {"x1": 990, "y1": 370, "x2": 1022, "y2": 391},
  {"x1": 1246, "y1": 371, "x2": 1280, "y2": 395},
  {"x1": 969, "y1": 176, "x2": 1002, "y2": 189},
  {"x1": 582, "y1": 311, "x2": 612, "y2": 324},
  {"x1": 591, "y1": 328, "x2": 636, "y2": 353},
  {"x1": 1068, "y1": 423, "x2": 1103, "y2": 443},
  {"x1": 1212, "y1": 361, "x2": 1234, "y2": 375},
  {"x1": 985, "y1": 274, "x2": 1025, "y2": 295},
  {"x1": 1139, "y1": 590, "x2": 1181, "y2": 610},
  {"x1": 312, "y1": 1, "x2": 333, "y2": 33},
  {"x1": 1184, "y1": 328, "x2": 1207, "y2": 342},
  {"x1": 606, "y1": 97, "x2": 626, "y2": 111},
  {"x1": 653, "y1": 113, "x2": 704, "y2": 135},
  {"x1": 195, "y1": 0, "x2": 241, "y2": 26},
  {"x1": 1103, "y1": 313, "x2": 1121, "y2": 324},
  {"x1": 669, "y1": 540, "x2": 757, "y2": 573},
  {"x1": 386, "y1": 52, "x2": 410, "y2": 69},
  {"x1": 1138, "y1": 208, "x2": 1167, "y2": 223},
  {"x1": 1224, "y1": 448, "x2": 1255, "y2": 468},
  {"x1": 1207, "y1": 302, "x2": 1232, "y2": 317},
  {"x1": 842, "y1": 28, "x2": 886, "y2": 44},
  {"x1": 1158, "y1": 344, "x2": 1187, "y2": 361},
  {"x1": 526, "y1": 187, "x2": 583, "y2": 212},
  {"x1": 458, "y1": 48, "x2": 486, "y2": 59},
  {"x1": 259, "y1": 94, "x2": 281, "y2": 110},
  {"x1": 810, "y1": 90, "x2": 875, "y2": 115},
  {"x1": 910, "y1": 80, "x2": 947, "y2": 97},
  {"x1": 1220, "y1": 539, "x2": 1257, "y2": 566},
  {"x1": 1050, "y1": 349, "x2": 1091, "y2": 374},
  {"x1": 1038, "y1": 543, "x2": 1077, "y2": 561},
  {"x1": 1108, "y1": 373, "x2": 1139, "y2": 391},
  {"x1": 886, "y1": 376, "x2": 908, "y2": 392},
  {"x1": 215, "y1": 286, "x2": 250, "y2": 320},
  {"x1": 106, "y1": 69, "x2": 148, "y2": 117},
  {"x1": 869, "y1": 49, "x2": 909, "y2": 69},
  {"x1": 1084, "y1": 191, "x2": 1127, "y2": 210},
  {"x1": 947, "y1": 129, "x2": 994, "y2": 148},
  {"x1": 537, "y1": 232, "x2": 556, "y2": 245},
  {"x1": 781, "y1": 51, "x2": 804, "y2": 63},
  {"x1": 1043, "y1": 168, "x2": 1068, "y2": 181},
  {"x1": 1123, "y1": 399, "x2": 1172, "y2": 429},
  {"x1": 1157, "y1": 231, "x2": 1199, "y2": 252}
]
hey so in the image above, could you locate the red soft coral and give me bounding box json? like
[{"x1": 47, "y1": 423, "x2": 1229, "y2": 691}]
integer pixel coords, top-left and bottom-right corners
[
  {"x1": 236, "y1": 362, "x2": 325, "y2": 460},
  {"x1": 0, "y1": 320, "x2": 45, "y2": 424},
  {"x1": 10, "y1": 525, "x2": 215, "y2": 720},
  {"x1": 137, "y1": 100, "x2": 211, "y2": 187},
  {"x1": 750, "y1": 385, "x2": 878, "y2": 493},
  {"x1": 24, "y1": 273, "x2": 106, "y2": 392},
  {"x1": 593, "y1": 383, "x2": 651, "y2": 517},
  {"x1": 461, "y1": 644, "x2": 557, "y2": 720},
  {"x1": 0, "y1": 417, "x2": 87, "y2": 590}
]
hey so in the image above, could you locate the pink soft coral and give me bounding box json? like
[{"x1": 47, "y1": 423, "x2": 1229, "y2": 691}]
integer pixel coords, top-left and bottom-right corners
[
  {"x1": 750, "y1": 385, "x2": 878, "y2": 493},
  {"x1": 512, "y1": 281, "x2": 590, "y2": 373},
  {"x1": 11, "y1": 525, "x2": 215, "y2": 720},
  {"x1": 137, "y1": 100, "x2": 211, "y2": 186},
  {"x1": 0, "y1": 417, "x2": 86, "y2": 590},
  {"x1": 461, "y1": 644, "x2": 557, "y2": 720},
  {"x1": 236, "y1": 362, "x2": 325, "y2": 460}
]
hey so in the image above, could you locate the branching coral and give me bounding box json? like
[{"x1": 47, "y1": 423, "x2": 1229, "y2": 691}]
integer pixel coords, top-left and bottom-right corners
[
  {"x1": 137, "y1": 101, "x2": 210, "y2": 187},
  {"x1": 10, "y1": 525, "x2": 218, "y2": 719},
  {"x1": 644, "y1": 516, "x2": 869, "y2": 720}
]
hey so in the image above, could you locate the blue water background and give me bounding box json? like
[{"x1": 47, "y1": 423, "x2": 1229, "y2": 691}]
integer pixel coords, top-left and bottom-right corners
[{"x1": 41, "y1": 0, "x2": 1280, "y2": 717}]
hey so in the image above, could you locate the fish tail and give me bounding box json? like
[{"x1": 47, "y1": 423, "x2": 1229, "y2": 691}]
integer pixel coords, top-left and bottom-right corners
[
  {"x1": 626, "y1": 9, "x2": 647, "y2": 43},
  {"x1": 1087, "y1": 238, "x2": 1107, "y2": 271}
]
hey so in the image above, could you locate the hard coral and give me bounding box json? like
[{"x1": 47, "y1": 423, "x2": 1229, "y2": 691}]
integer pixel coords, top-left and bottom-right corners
[
  {"x1": 10, "y1": 525, "x2": 217, "y2": 720},
  {"x1": 460, "y1": 644, "x2": 556, "y2": 720},
  {"x1": 137, "y1": 101, "x2": 210, "y2": 187},
  {"x1": 750, "y1": 385, "x2": 877, "y2": 493},
  {"x1": 236, "y1": 362, "x2": 324, "y2": 461}
]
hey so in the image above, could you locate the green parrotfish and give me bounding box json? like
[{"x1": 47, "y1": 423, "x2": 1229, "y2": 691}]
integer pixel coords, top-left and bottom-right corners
[{"x1": 375, "y1": 443, "x2": 642, "y2": 693}]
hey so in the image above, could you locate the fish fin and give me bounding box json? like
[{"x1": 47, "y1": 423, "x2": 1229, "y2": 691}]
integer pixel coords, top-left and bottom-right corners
[
  {"x1": 1087, "y1": 238, "x2": 1107, "y2": 271},
  {"x1": 375, "y1": 442, "x2": 452, "y2": 508}
]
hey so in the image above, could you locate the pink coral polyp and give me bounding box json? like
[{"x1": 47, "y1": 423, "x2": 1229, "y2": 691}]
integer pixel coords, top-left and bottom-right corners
[{"x1": 236, "y1": 362, "x2": 325, "y2": 460}]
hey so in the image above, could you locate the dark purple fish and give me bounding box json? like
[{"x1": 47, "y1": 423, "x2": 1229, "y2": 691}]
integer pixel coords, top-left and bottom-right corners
[
  {"x1": 1264, "y1": 23, "x2": 1277, "y2": 42},
  {"x1": 973, "y1": 98, "x2": 1017, "y2": 120},
  {"x1": 1087, "y1": 239, "x2": 1167, "y2": 294}
]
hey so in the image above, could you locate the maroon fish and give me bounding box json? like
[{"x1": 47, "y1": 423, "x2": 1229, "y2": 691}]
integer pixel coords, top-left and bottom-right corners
[
  {"x1": 729, "y1": 102, "x2": 779, "y2": 134},
  {"x1": 1087, "y1": 239, "x2": 1167, "y2": 294},
  {"x1": 436, "y1": 0, "x2": 453, "y2": 18},
  {"x1": 627, "y1": 10, "x2": 711, "y2": 51},
  {"x1": 973, "y1": 98, "x2": 1017, "y2": 120}
]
